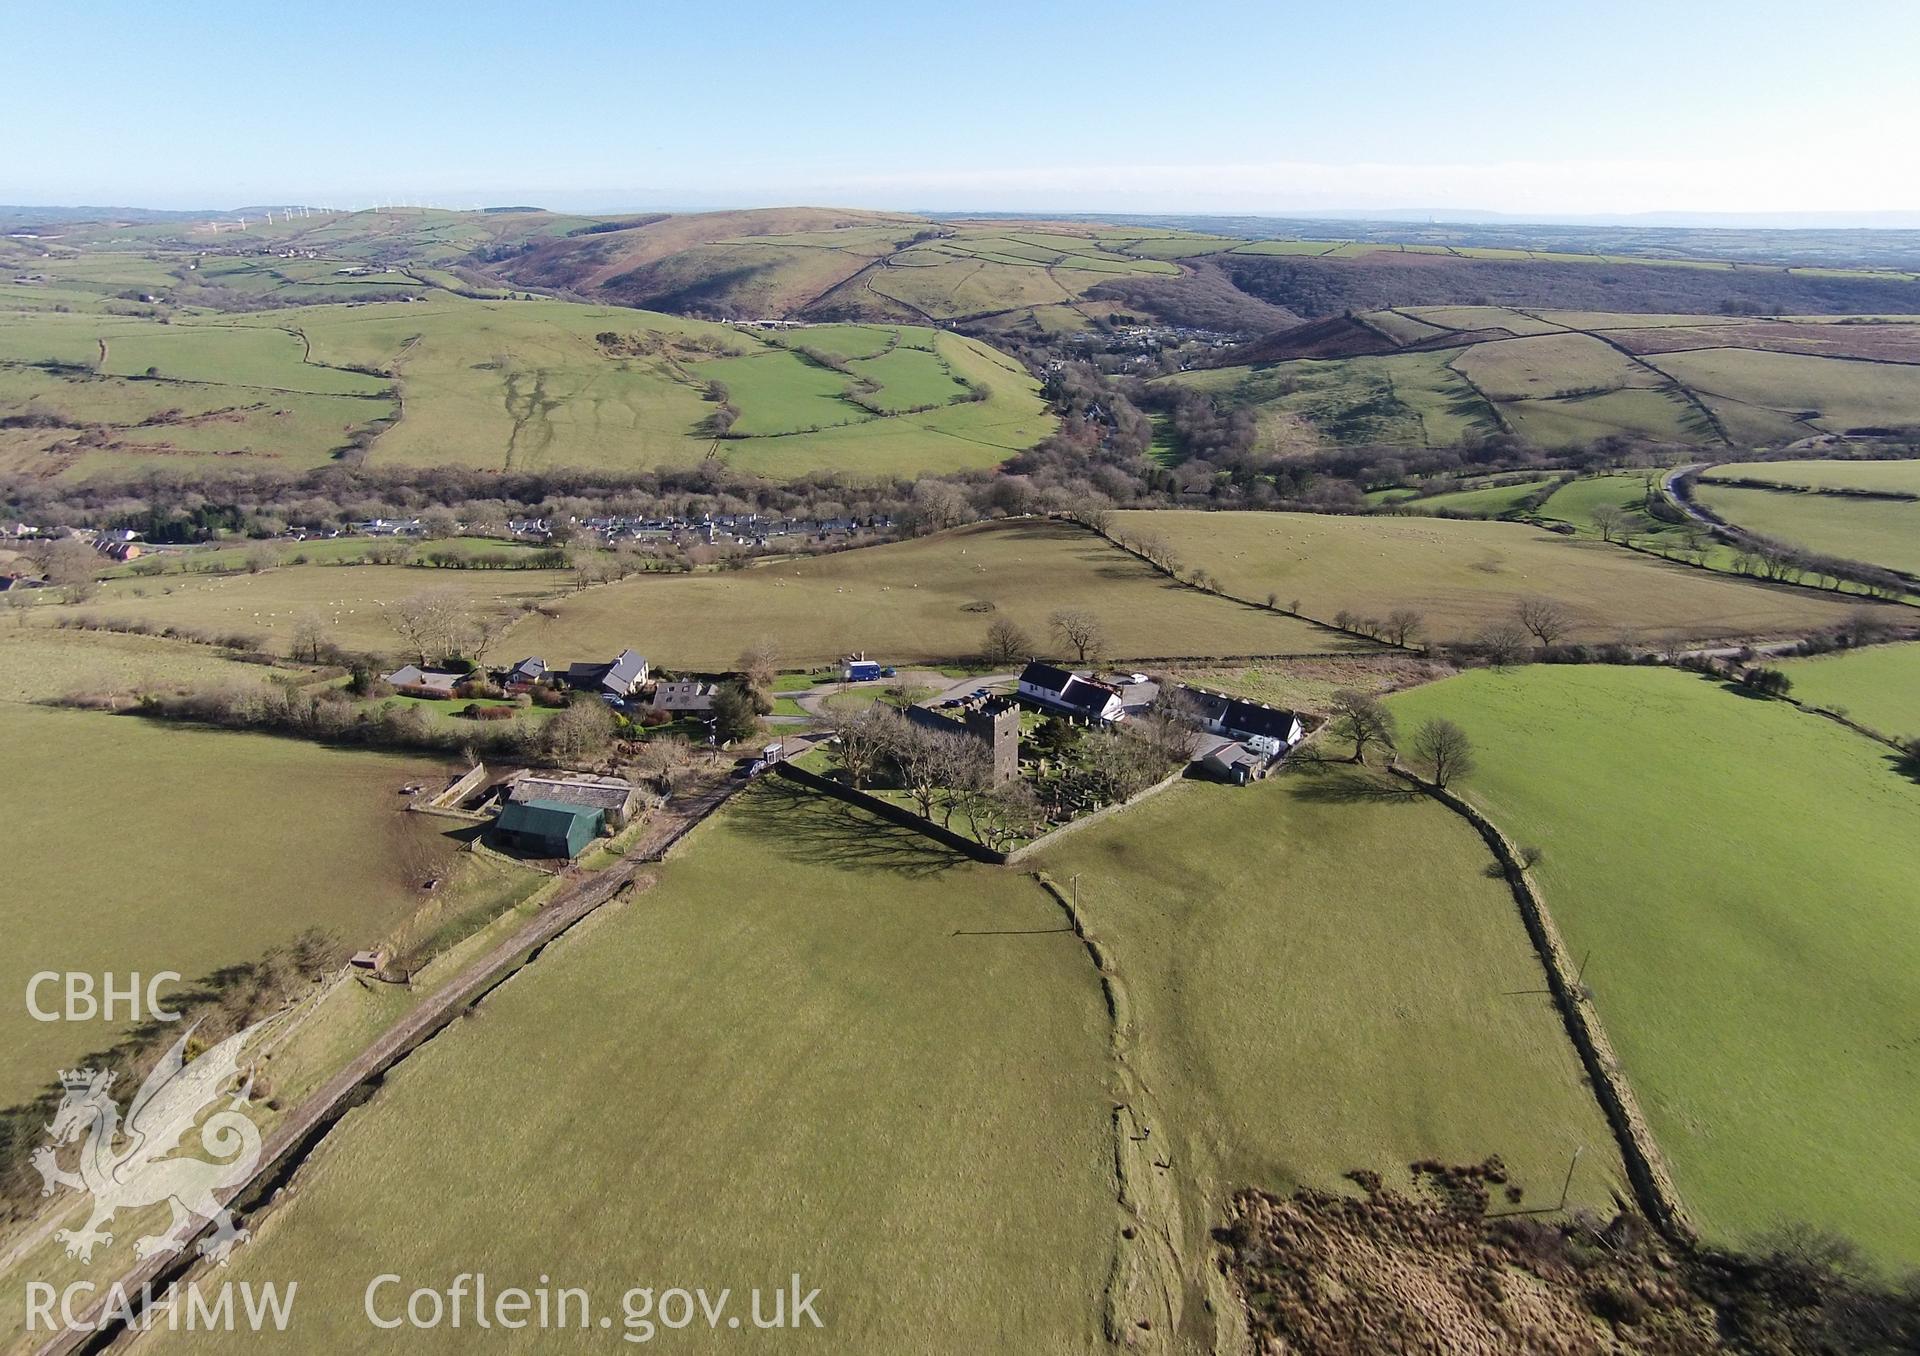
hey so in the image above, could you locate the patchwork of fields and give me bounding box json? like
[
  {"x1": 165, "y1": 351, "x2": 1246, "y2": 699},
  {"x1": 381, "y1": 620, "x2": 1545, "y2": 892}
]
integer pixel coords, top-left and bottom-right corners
[
  {"x1": 131, "y1": 752, "x2": 1628, "y2": 1352},
  {"x1": 1108, "y1": 510, "x2": 1886, "y2": 642},
  {"x1": 506, "y1": 519, "x2": 1367, "y2": 669},
  {"x1": 0, "y1": 297, "x2": 1052, "y2": 479},
  {"x1": 1162, "y1": 307, "x2": 1920, "y2": 450},
  {"x1": 140, "y1": 782, "x2": 1118, "y2": 1354},
  {"x1": 1387, "y1": 666, "x2": 1920, "y2": 1266}
]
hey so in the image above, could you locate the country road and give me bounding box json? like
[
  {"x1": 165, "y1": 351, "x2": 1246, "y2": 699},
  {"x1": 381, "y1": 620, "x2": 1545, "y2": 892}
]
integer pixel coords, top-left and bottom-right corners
[
  {"x1": 1660, "y1": 461, "x2": 1718, "y2": 530},
  {"x1": 30, "y1": 771, "x2": 744, "y2": 1356}
]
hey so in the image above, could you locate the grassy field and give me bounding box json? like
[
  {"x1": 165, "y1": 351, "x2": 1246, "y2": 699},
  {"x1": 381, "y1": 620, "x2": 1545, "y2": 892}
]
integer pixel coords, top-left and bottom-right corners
[
  {"x1": 143, "y1": 781, "x2": 1116, "y2": 1354},
  {"x1": 1397, "y1": 477, "x2": 1557, "y2": 517},
  {"x1": 1692, "y1": 482, "x2": 1920, "y2": 575},
  {"x1": 1644, "y1": 348, "x2": 1920, "y2": 434},
  {"x1": 507, "y1": 520, "x2": 1368, "y2": 670},
  {"x1": 0, "y1": 704, "x2": 473, "y2": 1107},
  {"x1": 1705, "y1": 457, "x2": 1920, "y2": 494},
  {"x1": 0, "y1": 298, "x2": 1052, "y2": 480},
  {"x1": 1776, "y1": 641, "x2": 1920, "y2": 740},
  {"x1": 0, "y1": 625, "x2": 295, "y2": 703},
  {"x1": 1110, "y1": 510, "x2": 1883, "y2": 643},
  {"x1": 1167, "y1": 308, "x2": 1920, "y2": 449},
  {"x1": 1387, "y1": 666, "x2": 1920, "y2": 1265},
  {"x1": 58, "y1": 562, "x2": 573, "y2": 656},
  {"x1": 1029, "y1": 766, "x2": 1624, "y2": 1327}
]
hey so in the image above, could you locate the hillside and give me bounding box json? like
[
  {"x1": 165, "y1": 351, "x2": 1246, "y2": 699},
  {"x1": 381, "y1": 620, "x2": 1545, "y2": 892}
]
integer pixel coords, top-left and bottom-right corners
[
  {"x1": 0, "y1": 300, "x2": 1052, "y2": 479},
  {"x1": 25, "y1": 206, "x2": 1920, "y2": 344},
  {"x1": 1165, "y1": 307, "x2": 1920, "y2": 449}
]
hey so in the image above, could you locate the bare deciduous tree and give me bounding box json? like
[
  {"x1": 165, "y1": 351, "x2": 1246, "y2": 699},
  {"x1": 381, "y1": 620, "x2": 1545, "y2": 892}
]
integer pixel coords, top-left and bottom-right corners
[
  {"x1": 1515, "y1": 597, "x2": 1572, "y2": 647},
  {"x1": 1591, "y1": 505, "x2": 1627, "y2": 543},
  {"x1": 826, "y1": 698, "x2": 894, "y2": 789},
  {"x1": 1049, "y1": 608, "x2": 1105, "y2": 663},
  {"x1": 289, "y1": 611, "x2": 330, "y2": 664},
  {"x1": 1478, "y1": 621, "x2": 1530, "y2": 668},
  {"x1": 1383, "y1": 608, "x2": 1425, "y2": 648},
  {"x1": 1328, "y1": 689, "x2": 1396, "y2": 765},
  {"x1": 388, "y1": 589, "x2": 465, "y2": 664},
  {"x1": 1412, "y1": 718, "x2": 1475, "y2": 789},
  {"x1": 983, "y1": 617, "x2": 1033, "y2": 667},
  {"x1": 736, "y1": 637, "x2": 780, "y2": 693}
]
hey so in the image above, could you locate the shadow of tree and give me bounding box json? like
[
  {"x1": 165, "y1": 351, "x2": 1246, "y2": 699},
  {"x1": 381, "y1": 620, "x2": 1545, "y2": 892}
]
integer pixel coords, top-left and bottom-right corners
[
  {"x1": 1284, "y1": 760, "x2": 1424, "y2": 806},
  {"x1": 735, "y1": 777, "x2": 966, "y2": 880}
]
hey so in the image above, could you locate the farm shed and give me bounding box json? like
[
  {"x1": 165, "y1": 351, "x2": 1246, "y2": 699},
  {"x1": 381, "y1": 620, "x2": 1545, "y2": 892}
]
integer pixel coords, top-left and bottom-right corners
[{"x1": 493, "y1": 798, "x2": 604, "y2": 859}]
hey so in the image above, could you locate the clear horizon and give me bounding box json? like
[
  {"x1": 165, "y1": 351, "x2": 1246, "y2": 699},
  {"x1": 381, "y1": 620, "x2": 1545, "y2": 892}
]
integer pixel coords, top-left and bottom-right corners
[{"x1": 14, "y1": 0, "x2": 1920, "y2": 220}]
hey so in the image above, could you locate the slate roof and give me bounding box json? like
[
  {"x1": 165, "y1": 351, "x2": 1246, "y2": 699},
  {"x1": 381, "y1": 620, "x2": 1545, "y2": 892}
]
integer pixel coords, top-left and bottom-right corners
[
  {"x1": 1019, "y1": 661, "x2": 1074, "y2": 694},
  {"x1": 1218, "y1": 699, "x2": 1301, "y2": 743}
]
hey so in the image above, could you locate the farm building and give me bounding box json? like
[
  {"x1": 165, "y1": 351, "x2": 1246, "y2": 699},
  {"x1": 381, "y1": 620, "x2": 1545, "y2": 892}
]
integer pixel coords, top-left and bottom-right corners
[
  {"x1": 1198, "y1": 741, "x2": 1270, "y2": 786},
  {"x1": 493, "y1": 798, "x2": 603, "y2": 859},
  {"x1": 504, "y1": 772, "x2": 645, "y2": 827},
  {"x1": 1017, "y1": 662, "x2": 1125, "y2": 724}
]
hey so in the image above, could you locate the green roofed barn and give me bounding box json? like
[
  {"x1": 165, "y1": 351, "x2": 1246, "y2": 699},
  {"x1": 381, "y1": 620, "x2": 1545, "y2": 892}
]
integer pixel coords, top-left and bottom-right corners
[{"x1": 493, "y1": 798, "x2": 603, "y2": 859}]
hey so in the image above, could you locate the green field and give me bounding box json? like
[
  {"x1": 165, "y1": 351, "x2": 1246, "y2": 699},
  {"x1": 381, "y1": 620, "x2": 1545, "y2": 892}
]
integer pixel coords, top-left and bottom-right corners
[
  {"x1": 1167, "y1": 308, "x2": 1920, "y2": 450},
  {"x1": 1645, "y1": 348, "x2": 1920, "y2": 434},
  {"x1": 132, "y1": 750, "x2": 1627, "y2": 1352},
  {"x1": 143, "y1": 781, "x2": 1116, "y2": 1354},
  {"x1": 0, "y1": 705, "x2": 473, "y2": 1106},
  {"x1": 506, "y1": 519, "x2": 1368, "y2": 669},
  {"x1": 0, "y1": 625, "x2": 294, "y2": 703},
  {"x1": 1705, "y1": 457, "x2": 1920, "y2": 494},
  {"x1": 1110, "y1": 510, "x2": 1884, "y2": 642},
  {"x1": 0, "y1": 298, "x2": 1053, "y2": 480},
  {"x1": 1398, "y1": 477, "x2": 1557, "y2": 517},
  {"x1": 1692, "y1": 482, "x2": 1920, "y2": 575},
  {"x1": 62, "y1": 562, "x2": 573, "y2": 656},
  {"x1": 1777, "y1": 641, "x2": 1920, "y2": 740},
  {"x1": 1032, "y1": 769, "x2": 1624, "y2": 1292},
  {"x1": 1387, "y1": 666, "x2": 1920, "y2": 1265},
  {"x1": 1168, "y1": 350, "x2": 1499, "y2": 447}
]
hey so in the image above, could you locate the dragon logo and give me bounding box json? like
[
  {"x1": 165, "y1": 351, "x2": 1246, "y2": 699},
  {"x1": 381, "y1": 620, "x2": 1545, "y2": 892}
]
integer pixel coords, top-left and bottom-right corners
[{"x1": 33, "y1": 1020, "x2": 267, "y2": 1266}]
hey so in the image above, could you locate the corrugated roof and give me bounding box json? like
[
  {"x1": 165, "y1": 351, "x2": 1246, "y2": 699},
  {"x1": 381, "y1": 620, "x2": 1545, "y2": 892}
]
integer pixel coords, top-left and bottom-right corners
[{"x1": 497, "y1": 798, "x2": 601, "y2": 837}]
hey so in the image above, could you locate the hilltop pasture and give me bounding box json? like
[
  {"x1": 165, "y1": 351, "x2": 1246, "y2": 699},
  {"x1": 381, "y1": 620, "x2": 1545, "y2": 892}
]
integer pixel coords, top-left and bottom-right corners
[
  {"x1": 1108, "y1": 510, "x2": 1883, "y2": 643},
  {"x1": 506, "y1": 519, "x2": 1366, "y2": 670},
  {"x1": 1387, "y1": 666, "x2": 1920, "y2": 1266}
]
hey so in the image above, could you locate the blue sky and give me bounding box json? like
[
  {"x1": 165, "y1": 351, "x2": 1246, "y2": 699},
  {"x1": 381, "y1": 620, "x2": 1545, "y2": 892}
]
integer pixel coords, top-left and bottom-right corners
[{"x1": 12, "y1": 0, "x2": 1920, "y2": 218}]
